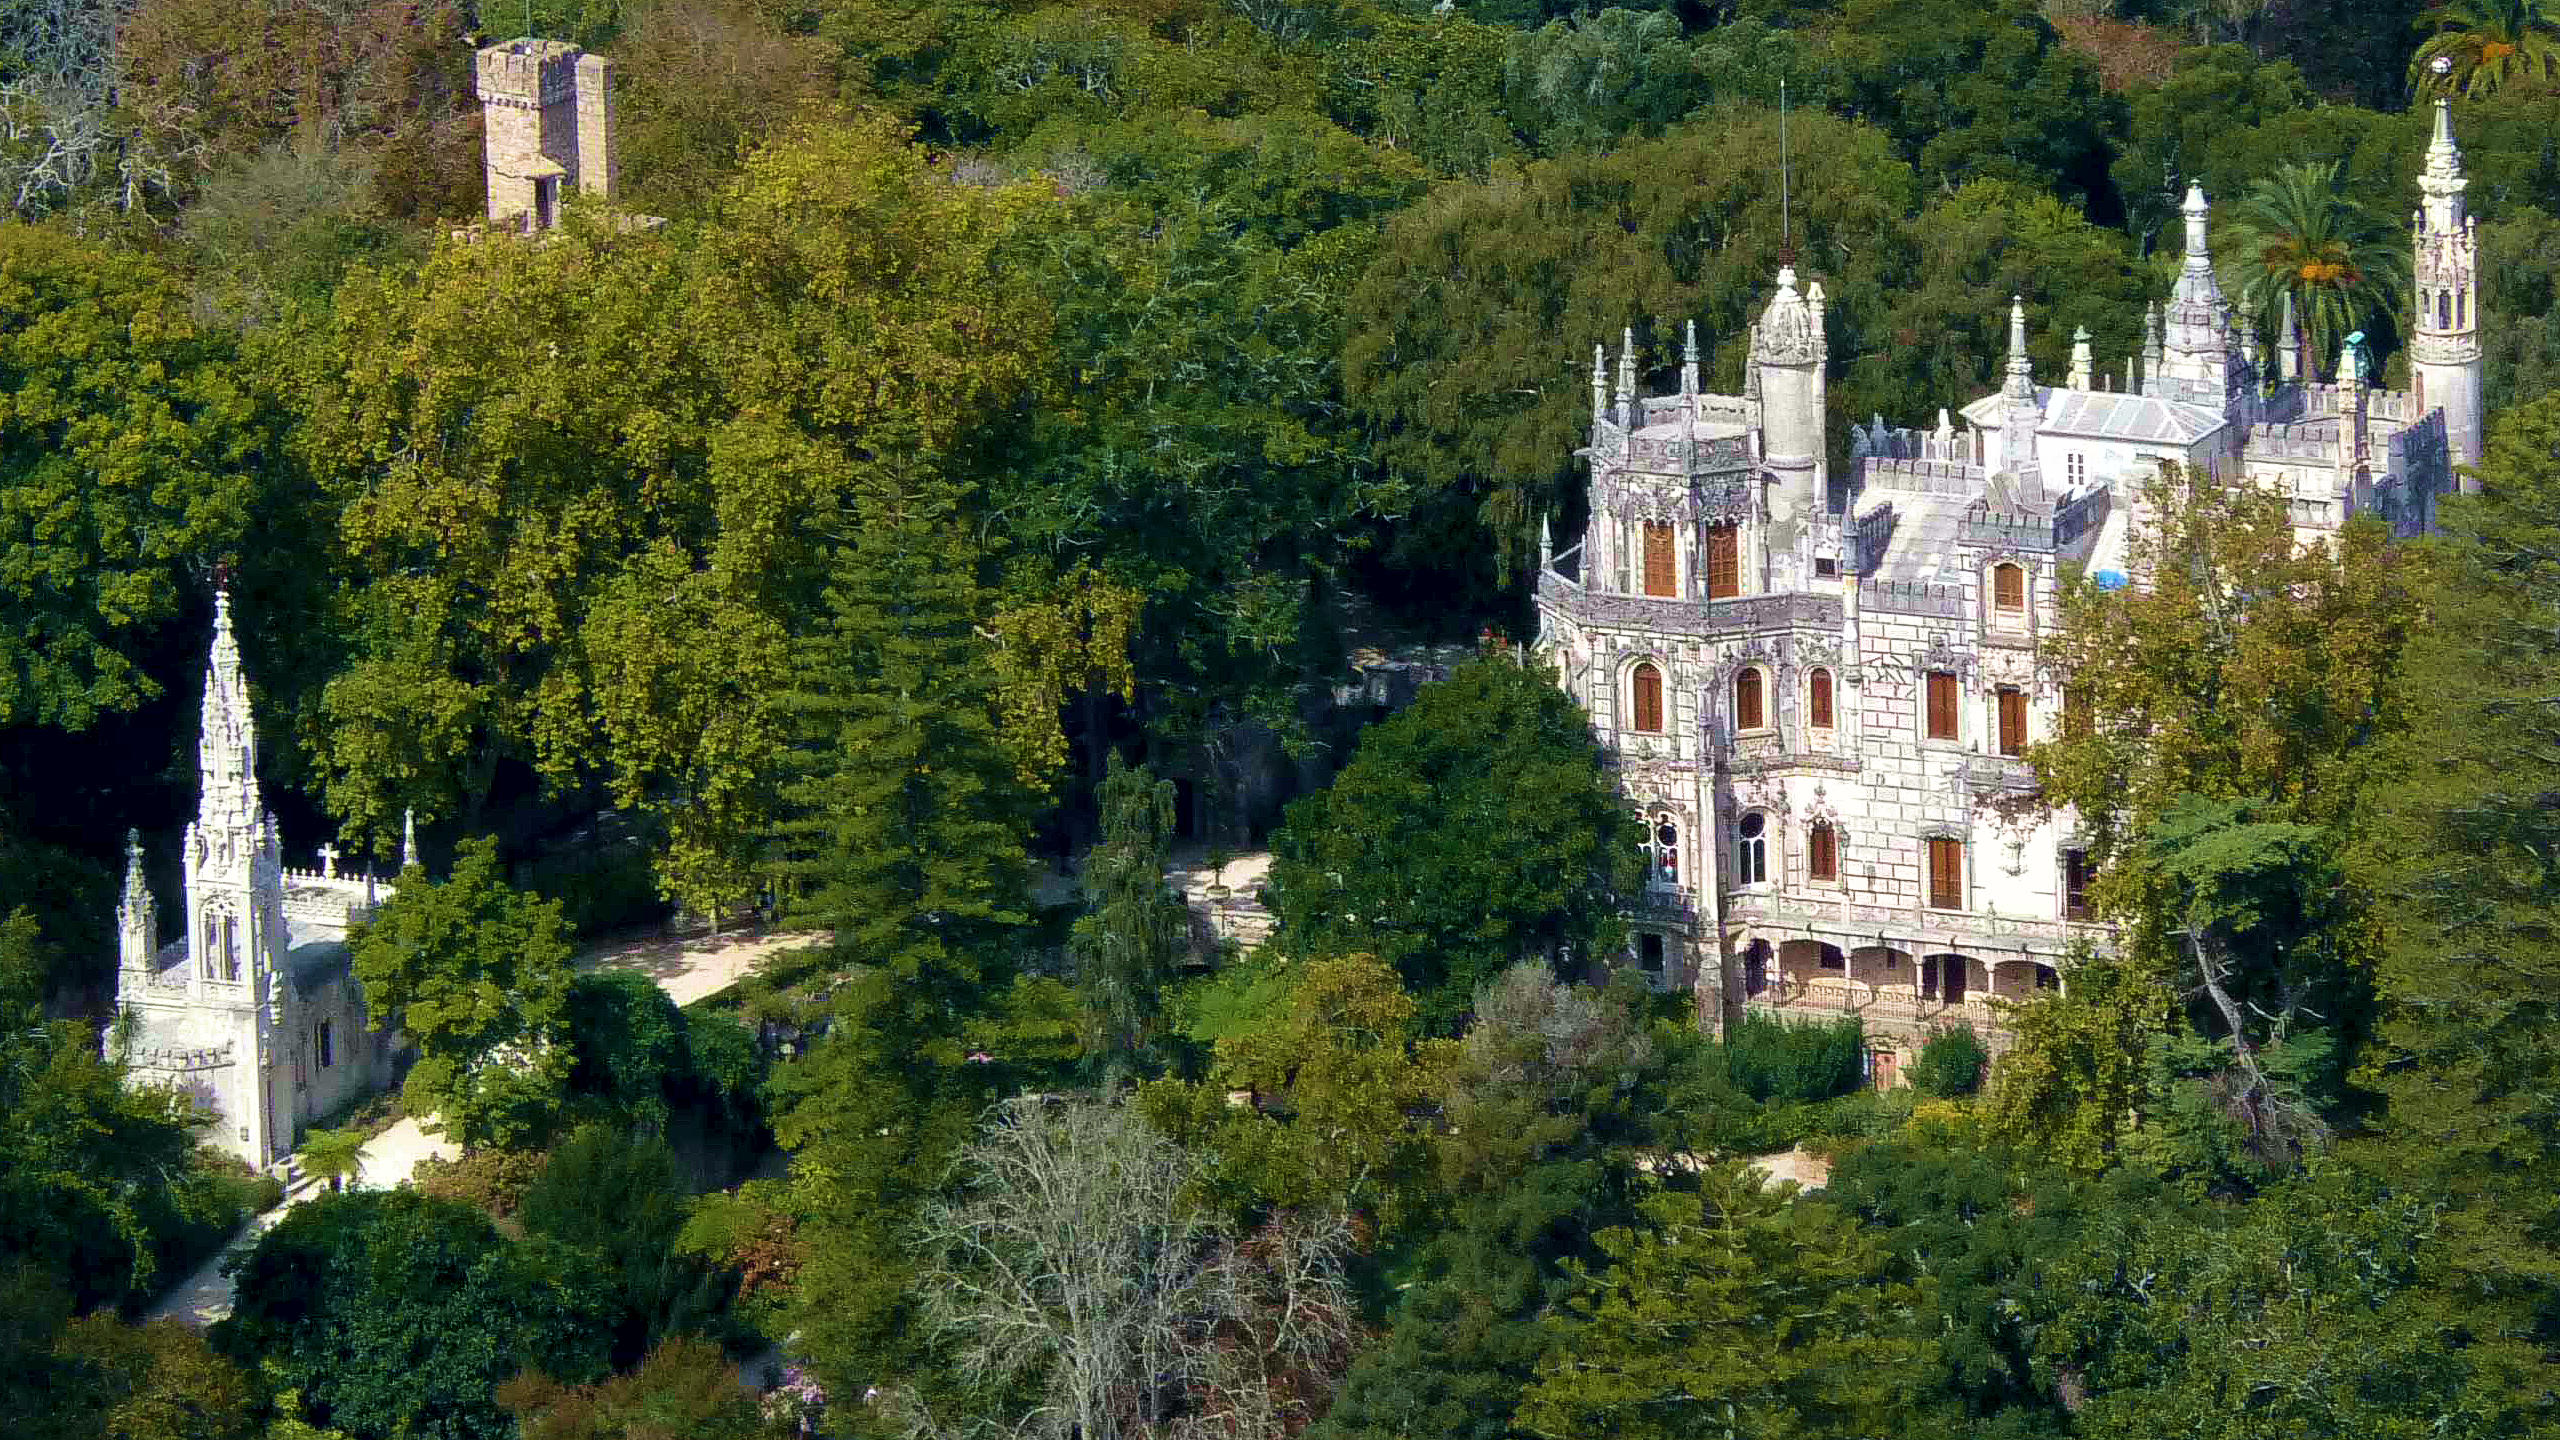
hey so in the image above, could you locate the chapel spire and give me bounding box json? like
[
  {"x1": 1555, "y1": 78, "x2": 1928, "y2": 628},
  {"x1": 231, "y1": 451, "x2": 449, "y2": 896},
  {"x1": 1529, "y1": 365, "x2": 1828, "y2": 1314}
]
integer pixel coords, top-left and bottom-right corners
[{"x1": 198, "y1": 586, "x2": 261, "y2": 839}]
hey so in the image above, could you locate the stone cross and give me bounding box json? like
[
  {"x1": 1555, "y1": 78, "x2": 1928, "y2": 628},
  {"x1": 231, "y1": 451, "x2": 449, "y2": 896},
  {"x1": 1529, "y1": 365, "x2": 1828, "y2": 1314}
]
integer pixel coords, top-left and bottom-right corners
[{"x1": 316, "y1": 842, "x2": 338, "y2": 879}]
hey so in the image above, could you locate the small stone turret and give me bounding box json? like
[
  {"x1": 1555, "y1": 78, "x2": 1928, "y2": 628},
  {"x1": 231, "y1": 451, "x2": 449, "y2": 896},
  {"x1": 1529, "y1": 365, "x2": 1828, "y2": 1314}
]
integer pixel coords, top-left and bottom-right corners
[{"x1": 476, "y1": 38, "x2": 619, "y2": 232}]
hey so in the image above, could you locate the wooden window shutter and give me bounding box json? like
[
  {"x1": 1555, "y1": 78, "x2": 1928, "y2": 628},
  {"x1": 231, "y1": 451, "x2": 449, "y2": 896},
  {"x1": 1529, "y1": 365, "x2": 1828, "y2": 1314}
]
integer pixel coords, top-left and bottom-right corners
[
  {"x1": 1810, "y1": 822, "x2": 1837, "y2": 881},
  {"x1": 1705, "y1": 522, "x2": 1740, "y2": 599},
  {"x1": 1632, "y1": 663, "x2": 1663, "y2": 733},
  {"x1": 1998, "y1": 689, "x2": 2027, "y2": 756},
  {"x1": 2065, "y1": 849, "x2": 2093, "y2": 921},
  {"x1": 1928, "y1": 837, "x2": 1963, "y2": 910},
  {"x1": 1642, "y1": 523, "x2": 1677, "y2": 597},
  {"x1": 1926, "y1": 672, "x2": 1959, "y2": 740},
  {"x1": 1994, "y1": 563, "x2": 2025, "y2": 611},
  {"x1": 1735, "y1": 669, "x2": 1764, "y2": 730},
  {"x1": 1809, "y1": 668, "x2": 1834, "y2": 728}
]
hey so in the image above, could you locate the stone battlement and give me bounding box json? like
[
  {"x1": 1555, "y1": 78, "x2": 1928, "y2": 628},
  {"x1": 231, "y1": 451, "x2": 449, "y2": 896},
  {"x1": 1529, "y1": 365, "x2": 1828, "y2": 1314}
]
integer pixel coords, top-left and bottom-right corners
[
  {"x1": 133, "y1": 1042, "x2": 235, "y2": 1072},
  {"x1": 476, "y1": 39, "x2": 580, "y2": 108}
]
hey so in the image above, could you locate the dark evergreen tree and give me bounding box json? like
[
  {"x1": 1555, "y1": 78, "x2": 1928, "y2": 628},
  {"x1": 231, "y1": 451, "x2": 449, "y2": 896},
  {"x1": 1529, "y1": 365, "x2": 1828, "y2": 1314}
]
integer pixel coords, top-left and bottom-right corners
[
  {"x1": 1069, "y1": 754, "x2": 1187, "y2": 1080},
  {"x1": 2349, "y1": 390, "x2": 2560, "y2": 1294},
  {"x1": 765, "y1": 458, "x2": 1032, "y2": 1022}
]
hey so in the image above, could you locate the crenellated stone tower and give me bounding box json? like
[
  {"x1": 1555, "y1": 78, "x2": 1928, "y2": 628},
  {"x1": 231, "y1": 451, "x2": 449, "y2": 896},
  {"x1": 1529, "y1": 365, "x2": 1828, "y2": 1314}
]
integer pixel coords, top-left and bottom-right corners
[
  {"x1": 2410, "y1": 97, "x2": 2484, "y2": 484},
  {"x1": 476, "y1": 38, "x2": 619, "y2": 232}
]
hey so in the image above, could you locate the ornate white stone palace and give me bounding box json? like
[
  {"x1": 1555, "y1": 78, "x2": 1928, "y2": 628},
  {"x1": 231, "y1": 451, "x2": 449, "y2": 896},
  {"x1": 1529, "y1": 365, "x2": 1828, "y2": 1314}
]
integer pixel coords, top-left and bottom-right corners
[
  {"x1": 1535, "y1": 104, "x2": 2480, "y2": 1081},
  {"x1": 111, "y1": 592, "x2": 406, "y2": 1170}
]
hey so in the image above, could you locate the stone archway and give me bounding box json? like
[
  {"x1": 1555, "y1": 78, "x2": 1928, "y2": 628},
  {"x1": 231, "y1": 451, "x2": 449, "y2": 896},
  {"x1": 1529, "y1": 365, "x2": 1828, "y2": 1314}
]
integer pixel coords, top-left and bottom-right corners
[{"x1": 1921, "y1": 952, "x2": 1977, "y2": 1004}]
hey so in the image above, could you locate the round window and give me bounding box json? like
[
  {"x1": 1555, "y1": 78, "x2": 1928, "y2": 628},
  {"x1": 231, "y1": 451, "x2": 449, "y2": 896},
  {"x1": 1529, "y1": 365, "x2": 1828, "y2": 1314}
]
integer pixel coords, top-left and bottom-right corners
[{"x1": 1738, "y1": 813, "x2": 1764, "y2": 839}]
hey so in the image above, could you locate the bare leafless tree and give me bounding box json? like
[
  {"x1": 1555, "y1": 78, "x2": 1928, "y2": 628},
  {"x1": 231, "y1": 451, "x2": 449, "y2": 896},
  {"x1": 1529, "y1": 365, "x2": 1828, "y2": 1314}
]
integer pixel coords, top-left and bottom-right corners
[{"x1": 900, "y1": 1096, "x2": 1357, "y2": 1440}]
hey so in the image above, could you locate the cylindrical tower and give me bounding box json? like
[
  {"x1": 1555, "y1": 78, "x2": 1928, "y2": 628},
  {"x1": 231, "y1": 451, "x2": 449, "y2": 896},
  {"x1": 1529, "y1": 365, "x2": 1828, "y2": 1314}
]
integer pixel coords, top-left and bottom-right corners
[{"x1": 1754, "y1": 266, "x2": 1827, "y2": 528}]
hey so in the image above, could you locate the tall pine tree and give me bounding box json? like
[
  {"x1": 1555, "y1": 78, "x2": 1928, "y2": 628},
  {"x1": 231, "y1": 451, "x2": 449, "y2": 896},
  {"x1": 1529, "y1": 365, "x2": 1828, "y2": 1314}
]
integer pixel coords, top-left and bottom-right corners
[{"x1": 763, "y1": 460, "x2": 1035, "y2": 1395}]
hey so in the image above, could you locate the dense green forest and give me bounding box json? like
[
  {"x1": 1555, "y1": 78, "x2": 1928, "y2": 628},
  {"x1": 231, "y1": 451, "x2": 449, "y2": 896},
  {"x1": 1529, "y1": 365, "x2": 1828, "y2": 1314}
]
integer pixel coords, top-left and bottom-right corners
[{"x1": 5, "y1": 0, "x2": 2560, "y2": 1435}]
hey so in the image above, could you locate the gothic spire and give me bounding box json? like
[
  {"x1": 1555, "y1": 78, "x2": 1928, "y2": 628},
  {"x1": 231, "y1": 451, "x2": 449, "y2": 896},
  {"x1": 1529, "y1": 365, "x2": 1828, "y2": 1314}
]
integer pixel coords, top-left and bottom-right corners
[
  {"x1": 2419, "y1": 96, "x2": 2467, "y2": 235},
  {"x1": 402, "y1": 808, "x2": 418, "y2": 870},
  {"x1": 198, "y1": 586, "x2": 261, "y2": 840},
  {"x1": 1679, "y1": 319, "x2": 1699, "y2": 397},
  {"x1": 2066, "y1": 325, "x2": 2093, "y2": 390},
  {"x1": 1590, "y1": 342, "x2": 1607, "y2": 421}
]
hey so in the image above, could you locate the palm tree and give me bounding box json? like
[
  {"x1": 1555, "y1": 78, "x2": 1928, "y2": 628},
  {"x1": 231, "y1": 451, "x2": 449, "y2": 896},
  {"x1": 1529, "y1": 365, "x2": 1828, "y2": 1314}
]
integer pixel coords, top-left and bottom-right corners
[
  {"x1": 2411, "y1": 0, "x2": 2560, "y2": 98},
  {"x1": 298, "y1": 1127, "x2": 368, "y2": 1194},
  {"x1": 2224, "y1": 161, "x2": 2409, "y2": 381}
]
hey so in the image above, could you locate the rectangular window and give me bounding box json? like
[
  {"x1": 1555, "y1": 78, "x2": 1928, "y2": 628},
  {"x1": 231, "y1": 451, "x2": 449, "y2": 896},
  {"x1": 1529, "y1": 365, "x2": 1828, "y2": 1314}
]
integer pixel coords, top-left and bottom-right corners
[
  {"x1": 1809, "y1": 669, "x2": 1834, "y2": 729},
  {"x1": 2064, "y1": 849, "x2": 2093, "y2": 921},
  {"x1": 1705, "y1": 522, "x2": 1740, "y2": 599},
  {"x1": 1642, "y1": 523, "x2": 1677, "y2": 597},
  {"x1": 1997, "y1": 689, "x2": 2027, "y2": 756},
  {"x1": 1994, "y1": 564, "x2": 2025, "y2": 612},
  {"x1": 1925, "y1": 672, "x2": 1959, "y2": 741},
  {"x1": 1809, "y1": 824, "x2": 1837, "y2": 881},
  {"x1": 1814, "y1": 556, "x2": 1838, "y2": 578},
  {"x1": 1927, "y1": 838, "x2": 1963, "y2": 911},
  {"x1": 1639, "y1": 933, "x2": 1665, "y2": 976},
  {"x1": 2066, "y1": 453, "x2": 2087, "y2": 487}
]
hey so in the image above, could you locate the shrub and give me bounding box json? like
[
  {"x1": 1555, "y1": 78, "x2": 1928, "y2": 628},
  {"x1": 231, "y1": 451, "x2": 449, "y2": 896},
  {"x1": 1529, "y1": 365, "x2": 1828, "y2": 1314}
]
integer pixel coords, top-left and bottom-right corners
[
  {"x1": 1910, "y1": 1023, "x2": 1992, "y2": 1099},
  {"x1": 410, "y1": 1147, "x2": 547, "y2": 1219},
  {"x1": 1723, "y1": 1013, "x2": 1867, "y2": 1103}
]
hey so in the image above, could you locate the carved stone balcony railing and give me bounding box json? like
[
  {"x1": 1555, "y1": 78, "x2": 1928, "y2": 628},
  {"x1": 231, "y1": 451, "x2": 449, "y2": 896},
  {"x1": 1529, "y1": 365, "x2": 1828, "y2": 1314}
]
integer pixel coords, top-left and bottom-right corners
[
  {"x1": 1724, "y1": 891, "x2": 2108, "y2": 952},
  {"x1": 1957, "y1": 753, "x2": 2041, "y2": 797}
]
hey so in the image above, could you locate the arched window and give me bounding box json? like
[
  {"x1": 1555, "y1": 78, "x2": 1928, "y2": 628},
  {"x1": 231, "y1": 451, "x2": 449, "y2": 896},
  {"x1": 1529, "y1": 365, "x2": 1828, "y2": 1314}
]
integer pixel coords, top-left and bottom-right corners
[
  {"x1": 317, "y1": 1020, "x2": 334, "y2": 1069},
  {"x1": 1808, "y1": 667, "x2": 1834, "y2": 729},
  {"x1": 221, "y1": 916, "x2": 239, "y2": 982},
  {"x1": 1735, "y1": 812, "x2": 1768, "y2": 885},
  {"x1": 1734, "y1": 668, "x2": 1765, "y2": 730},
  {"x1": 1629, "y1": 662, "x2": 1664, "y2": 733},
  {"x1": 1641, "y1": 814, "x2": 1680, "y2": 888},
  {"x1": 2458, "y1": 290, "x2": 2467, "y2": 327},
  {"x1": 2439, "y1": 289, "x2": 2452, "y2": 329},
  {"x1": 1809, "y1": 820, "x2": 1838, "y2": 881},
  {"x1": 1993, "y1": 562, "x2": 2025, "y2": 612}
]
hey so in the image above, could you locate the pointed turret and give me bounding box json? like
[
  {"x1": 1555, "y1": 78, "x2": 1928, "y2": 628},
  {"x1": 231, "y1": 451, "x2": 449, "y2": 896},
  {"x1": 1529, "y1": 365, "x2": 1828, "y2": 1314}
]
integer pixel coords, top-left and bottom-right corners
[
  {"x1": 117, "y1": 830, "x2": 155, "y2": 978},
  {"x1": 402, "y1": 808, "x2": 419, "y2": 870},
  {"x1": 2278, "y1": 292, "x2": 2303, "y2": 381},
  {"x1": 1680, "y1": 319, "x2": 1699, "y2": 397},
  {"x1": 2141, "y1": 302, "x2": 2163, "y2": 388},
  {"x1": 1590, "y1": 343, "x2": 1607, "y2": 427},
  {"x1": 1997, "y1": 297, "x2": 2044, "y2": 488}
]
